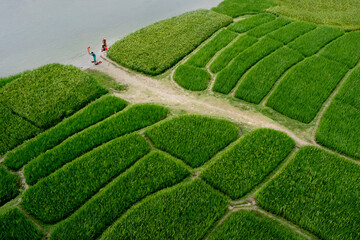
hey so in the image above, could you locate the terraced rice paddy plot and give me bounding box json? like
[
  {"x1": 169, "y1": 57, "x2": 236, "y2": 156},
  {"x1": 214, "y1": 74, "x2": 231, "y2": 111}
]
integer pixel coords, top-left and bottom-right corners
[
  {"x1": 209, "y1": 210, "x2": 306, "y2": 240},
  {"x1": 268, "y1": 21, "x2": 316, "y2": 44},
  {"x1": 173, "y1": 65, "x2": 211, "y2": 91},
  {"x1": 201, "y1": 129, "x2": 295, "y2": 199},
  {"x1": 21, "y1": 133, "x2": 150, "y2": 223},
  {"x1": 51, "y1": 151, "x2": 190, "y2": 240},
  {"x1": 288, "y1": 26, "x2": 344, "y2": 57},
  {"x1": 320, "y1": 31, "x2": 360, "y2": 68},
  {"x1": 212, "y1": 0, "x2": 276, "y2": 17},
  {"x1": 246, "y1": 18, "x2": 292, "y2": 38},
  {"x1": 0, "y1": 72, "x2": 23, "y2": 89},
  {"x1": 186, "y1": 29, "x2": 238, "y2": 68},
  {"x1": 316, "y1": 66, "x2": 360, "y2": 159},
  {"x1": 210, "y1": 35, "x2": 258, "y2": 73},
  {"x1": 268, "y1": 0, "x2": 360, "y2": 30},
  {"x1": 235, "y1": 47, "x2": 304, "y2": 103},
  {"x1": 0, "y1": 208, "x2": 42, "y2": 240},
  {"x1": 0, "y1": 64, "x2": 107, "y2": 128},
  {"x1": 107, "y1": 10, "x2": 232, "y2": 75},
  {"x1": 100, "y1": 179, "x2": 229, "y2": 240},
  {"x1": 213, "y1": 37, "x2": 283, "y2": 94},
  {"x1": 0, "y1": 167, "x2": 19, "y2": 206},
  {"x1": 257, "y1": 147, "x2": 360, "y2": 240},
  {"x1": 0, "y1": 104, "x2": 40, "y2": 155},
  {"x1": 4, "y1": 95, "x2": 127, "y2": 170},
  {"x1": 145, "y1": 115, "x2": 239, "y2": 168},
  {"x1": 266, "y1": 56, "x2": 349, "y2": 123},
  {"x1": 23, "y1": 104, "x2": 167, "y2": 185},
  {"x1": 227, "y1": 13, "x2": 276, "y2": 33}
]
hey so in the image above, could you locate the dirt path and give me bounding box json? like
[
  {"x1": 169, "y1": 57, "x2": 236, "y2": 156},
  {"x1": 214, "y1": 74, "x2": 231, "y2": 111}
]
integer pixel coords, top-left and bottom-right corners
[{"x1": 96, "y1": 55, "x2": 310, "y2": 147}]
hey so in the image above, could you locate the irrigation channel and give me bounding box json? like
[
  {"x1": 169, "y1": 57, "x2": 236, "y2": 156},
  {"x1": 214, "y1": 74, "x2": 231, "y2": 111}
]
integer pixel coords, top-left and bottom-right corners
[{"x1": 0, "y1": 0, "x2": 222, "y2": 77}]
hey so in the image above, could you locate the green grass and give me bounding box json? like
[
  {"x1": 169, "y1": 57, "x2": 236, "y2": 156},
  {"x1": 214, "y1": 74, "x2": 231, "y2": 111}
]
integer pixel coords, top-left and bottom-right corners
[
  {"x1": 266, "y1": 56, "x2": 349, "y2": 123},
  {"x1": 173, "y1": 65, "x2": 211, "y2": 91},
  {"x1": 0, "y1": 104, "x2": 40, "y2": 156},
  {"x1": 210, "y1": 35, "x2": 258, "y2": 73},
  {"x1": 21, "y1": 133, "x2": 150, "y2": 224},
  {"x1": 235, "y1": 47, "x2": 304, "y2": 104},
  {"x1": 288, "y1": 26, "x2": 344, "y2": 57},
  {"x1": 24, "y1": 104, "x2": 168, "y2": 185},
  {"x1": 50, "y1": 151, "x2": 190, "y2": 240},
  {"x1": 247, "y1": 17, "x2": 292, "y2": 38},
  {"x1": 0, "y1": 167, "x2": 19, "y2": 206},
  {"x1": 0, "y1": 64, "x2": 107, "y2": 129},
  {"x1": 0, "y1": 208, "x2": 42, "y2": 240},
  {"x1": 257, "y1": 146, "x2": 360, "y2": 240},
  {"x1": 0, "y1": 72, "x2": 24, "y2": 89},
  {"x1": 201, "y1": 129, "x2": 295, "y2": 199},
  {"x1": 187, "y1": 29, "x2": 238, "y2": 68},
  {"x1": 107, "y1": 10, "x2": 232, "y2": 75},
  {"x1": 228, "y1": 13, "x2": 276, "y2": 33},
  {"x1": 268, "y1": 21, "x2": 316, "y2": 44},
  {"x1": 100, "y1": 179, "x2": 229, "y2": 240},
  {"x1": 145, "y1": 115, "x2": 239, "y2": 168},
  {"x1": 86, "y1": 69, "x2": 128, "y2": 91},
  {"x1": 268, "y1": 0, "x2": 360, "y2": 30},
  {"x1": 212, "y1": 0, "x2": 276, "y2": 18},
  {"x1": 213, "y1": 37, "x2": 283, "y2": 94},
  {"x1": 209, "y1": 210, "x2": 306, "y2": 240},
  {"x1": 316, "y1": 66, "x2": 360, "y2": 159},
  {"x1": 320, "y1": 31, "x2": 360, "y2": 68},
  {"x1": 4, "y1": 95, "x2": 127, "y2": 170}
]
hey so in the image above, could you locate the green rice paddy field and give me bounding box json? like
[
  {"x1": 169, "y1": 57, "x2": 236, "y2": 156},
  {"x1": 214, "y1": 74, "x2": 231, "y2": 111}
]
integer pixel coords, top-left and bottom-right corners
[{"x1": 1, "y1": 0, "x2": 360, "y2": 239}]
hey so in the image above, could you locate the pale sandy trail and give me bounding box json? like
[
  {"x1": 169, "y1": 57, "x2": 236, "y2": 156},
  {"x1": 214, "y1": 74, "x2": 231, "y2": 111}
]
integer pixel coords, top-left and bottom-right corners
[{"x1": 96, "y1": 56, "x2": 310, "y2": 147}]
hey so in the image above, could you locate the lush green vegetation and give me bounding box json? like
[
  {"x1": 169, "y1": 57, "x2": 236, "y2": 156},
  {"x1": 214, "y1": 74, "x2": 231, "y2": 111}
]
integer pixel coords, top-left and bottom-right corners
[
  {"x1": 247, "y1": 18, "x2": 292, "y2": 38},
  {"x1": 210, "y1": 35, "x2": 258, "y2": 73},
  {"x1": 50, "y1": 151, "x2": 190, "y2": 240},
  {"x1": 257, "y1": 146, "x2": 360, "y2": 240},
  {"x1": 86, "y1": 69, "x2": 128, "y2": 91},
  {"x1": 107, "y1": 10, "x2": 232, "y2": 75},
  {"x1": 209, "y1": 210, "x2": 306, "y2": 240},
  {"x1": 266, "y1": 56, "x2": 348, "y2": 123},
  {"x1": 0, "y1": 208, "x2": 42, "y2": 240},
  {"x1": 228, "y1": 13, "x2": 276, "y2": 33},
  {"x1": 268, "y1": 0, "x2": 360, "y2": 30},
  {"x1": 4, "y1": 96, "x2": 127, "y2": 170},
  {"x1": 201, "y1": 129, "x2": 295, "y2": 199},
  {"x1": 213, "y1": 37, "x2": 283, "y2": 94},
  {"x1": 100, "y1": 179, "x2": 229, "y2": 240},
  {"x1": 0, "y1": 72, "x2": 23, "y2": 88},
  {"x1": 145, "y1": 115, "x2": 239, "y2": 167},
  {"x1": 21, "y1": 133, "x2": 150, "y2": 224},
  {"x1": 316, "y1": 66, "x2": 360, "y2": 159},
  {"x1": 173, "y1": 65, "x2": 211, "y2": 91},
  {"x1": 187, "y1": 29, "x2": 238, "y2": 68},
  {"x1": 0, "y1": 64, "x2": 107, "y2": 128},
  {"x1": 268, "y1": 21, "x2": 316, "y2": 44},
  {"x1": 213, "y1": 0, "x2": 276, "y2": 18},
  {"x1": 288, "y1": 26, "x2": 344, "y2": 57},
  {"x1": 0, "y1": 104, "x2": 40, "y2": 156},
  {"x1": 0, "y1": 167, "x2": 19, "y2": 206},
  {"x1": 24, "y1": 104, "x2": 167, "y2": 185},
  {"x1": 320, "y1": 31, "x2": 360, "y2": 68},
  {"x1": 235, "y1": 47, "x2": 304, "y2": 103}
]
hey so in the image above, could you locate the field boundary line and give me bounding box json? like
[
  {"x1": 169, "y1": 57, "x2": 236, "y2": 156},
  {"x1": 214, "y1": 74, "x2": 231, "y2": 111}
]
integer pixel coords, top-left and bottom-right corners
[
  {"x1": 203, "y1": 209, "x2": 233, "y2": 240},
  {"x1": 254, "y1": 206, "x2": 319, "y2": 240},
  {"x1": 18, "y1": 168, "x2": 29, "y2": 190},
  {"x1": 16, "y1": 206, "x2": 44, "y2": 232},
  {"x1": 261, "y1": 32, "x2": 345, "y2": 106},
  {"x1": 311, "y1": 60, "x2": 360, "y2": 142},
  {"x1": 231, "y1": 147, "x2": 299, "y2": 204}
]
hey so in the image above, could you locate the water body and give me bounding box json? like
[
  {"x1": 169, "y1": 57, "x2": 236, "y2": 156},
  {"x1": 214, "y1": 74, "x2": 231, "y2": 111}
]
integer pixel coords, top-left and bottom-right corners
[{"x1": 0, "y1": 0, "x2": 222, "y2": 77}]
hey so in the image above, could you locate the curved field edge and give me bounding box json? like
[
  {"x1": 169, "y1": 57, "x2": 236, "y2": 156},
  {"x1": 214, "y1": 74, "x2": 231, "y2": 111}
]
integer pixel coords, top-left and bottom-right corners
[{"x1": 107, "y1": 10, "x2": 233, "y2": 76}]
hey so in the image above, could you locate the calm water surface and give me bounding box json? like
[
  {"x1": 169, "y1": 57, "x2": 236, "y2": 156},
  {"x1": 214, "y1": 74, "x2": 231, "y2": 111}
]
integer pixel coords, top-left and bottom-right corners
[{"x1": 0, "y1": 0, "x2": 222, "y2": 77}]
